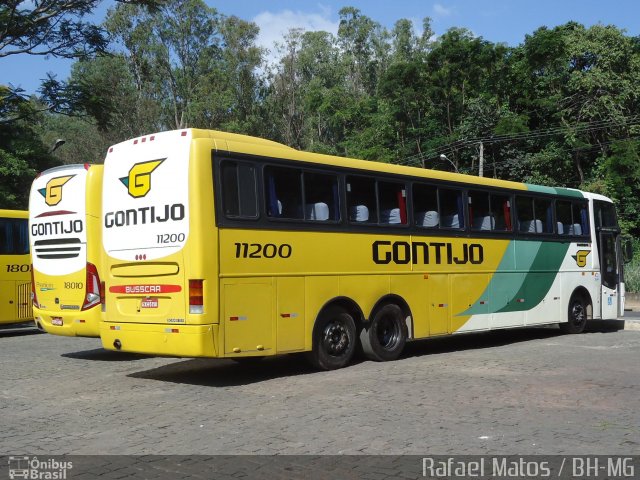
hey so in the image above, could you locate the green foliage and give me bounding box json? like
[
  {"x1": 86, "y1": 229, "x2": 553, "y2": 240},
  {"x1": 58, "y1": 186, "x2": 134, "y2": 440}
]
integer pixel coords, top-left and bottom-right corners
[
  {"x1": 0, "y1": 90, "x2": 56, "y2": 209},
  {"x1": 2, "y1": 2, "x2": 640, "y2": 237}
]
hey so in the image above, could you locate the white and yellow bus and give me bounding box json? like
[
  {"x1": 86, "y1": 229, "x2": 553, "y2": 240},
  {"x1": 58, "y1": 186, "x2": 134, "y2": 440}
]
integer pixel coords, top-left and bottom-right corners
[
  {"x1": 0, "y1": 210, "x2": 33, "y2": 326},
  {"x1": 29, "y1": 164, "x2": 104, "y2": 337},
  {"x1": 99, "y1": 129, "x2": 631, "y2": 369}
]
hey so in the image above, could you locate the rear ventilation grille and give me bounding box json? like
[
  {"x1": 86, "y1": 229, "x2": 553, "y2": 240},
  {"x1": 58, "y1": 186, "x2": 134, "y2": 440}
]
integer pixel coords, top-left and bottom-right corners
[
  {"x1": 34, "y1": 238, "x2": 81, "y2": 259},
  {"x1": 17, "y1": 282, "x2": 33, "y2": 320}
]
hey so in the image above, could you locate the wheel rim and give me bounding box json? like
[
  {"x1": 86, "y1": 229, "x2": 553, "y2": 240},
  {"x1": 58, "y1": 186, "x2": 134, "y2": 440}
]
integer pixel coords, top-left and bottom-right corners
[
  {"x1": 570, "y1": 300, "x2": 586, "y2": 327},
  {"x1": 376, "y1": 313, "x2": 401, "y2": 350},
  {"x1": 322, "y1": 320, "x2": 350, "y2": 356}
]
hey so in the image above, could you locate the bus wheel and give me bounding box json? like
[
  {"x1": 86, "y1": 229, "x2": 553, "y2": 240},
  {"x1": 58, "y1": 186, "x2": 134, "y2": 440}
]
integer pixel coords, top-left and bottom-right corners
[
  {"x1": 560, "y1": 294, "x2": 587, "y2": 334},
  {"x1": 360, "y1": 304, "x2": 407, "y2": 362},
  {"x1": 308, "y1": 308, "x2": 356, "y2": 370}
]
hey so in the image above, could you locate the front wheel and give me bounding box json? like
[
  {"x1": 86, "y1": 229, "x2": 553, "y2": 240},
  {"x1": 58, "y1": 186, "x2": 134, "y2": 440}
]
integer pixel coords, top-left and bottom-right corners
[
  {"x1": 307, "y1": 309, "x2": 357, "y2": 370},
  {"x1": 360, "y1": 304, "x2": 407, "y2": 361},
  {"x1": 560, "y1": 294, "x2": 587, "y2": 334}
]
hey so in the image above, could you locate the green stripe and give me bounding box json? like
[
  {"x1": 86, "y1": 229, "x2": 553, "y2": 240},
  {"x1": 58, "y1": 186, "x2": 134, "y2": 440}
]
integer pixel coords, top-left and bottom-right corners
[
  {"x1": 525, "y1": 183, "x2": 584, "y2": 199},
  {"x1": 495, "y1": 242, "x2": 569, "y2": 313},
  {"x1": 459, "y1": 240, "x2": 569, "y2": 316}
]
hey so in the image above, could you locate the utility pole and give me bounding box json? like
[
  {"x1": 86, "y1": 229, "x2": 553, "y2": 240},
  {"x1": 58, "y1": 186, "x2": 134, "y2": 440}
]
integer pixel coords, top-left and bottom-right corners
[{"x1": 479, "y1": 141, "x2": 484, "y2": 177}]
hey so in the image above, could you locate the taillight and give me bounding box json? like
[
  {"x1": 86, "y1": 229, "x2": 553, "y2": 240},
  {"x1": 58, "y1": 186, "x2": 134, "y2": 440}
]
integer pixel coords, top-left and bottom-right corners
[
  {"x1": 30, "y1": 266, "x2": 40, "y2": 309},
  {"x1": 82, "y1": 262, "x2": 102, "y2": 311},
  {"x1": 189, "y1": 279, "x2": 203, "y2": 314}
]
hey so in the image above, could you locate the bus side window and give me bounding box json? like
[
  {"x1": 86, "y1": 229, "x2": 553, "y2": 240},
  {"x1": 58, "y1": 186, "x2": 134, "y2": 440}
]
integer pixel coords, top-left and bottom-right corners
[
  {"x1": 440, "y1": 188, "x2": 464, "y2": 229},
  {"x1": 516, "y1": 196, "x2": 538, "y2": 233},
  {"x1": 378, "y1": 181, "x2": 407, "y2": 225},
  {"x1": 492, "y1": 194, "x2": 512, "y2": 231},
  {"x1": 556, "y1": 200, "x2": 572, "y2": 235},
  {"x1": 535, "y1": 198, "x2": 553, "y2": 233},
  {"x1": 220, "y1": 161, "x2": 258, "y2": 219},
  {"x1": 304, "y1": 172, "x2": 339, "y2": 221},
  {"x1": 469, "y1": 190, "x2": 492, "y2": 231},
  {"x1": 265, "y1": 166, "x2": 303, "y2": 219},
  {"x1": 576, "y1": 202, "x2": 589, "y2": 236},
  {"x1": 0, "y1": 218, "x2": 29, "y2": 254},
  {"x1": 413, "y1": 183, "x2": 439, "y2": 228},
  {"x1": 347, "y1": 176, "x2": 377, "y2": 223}
]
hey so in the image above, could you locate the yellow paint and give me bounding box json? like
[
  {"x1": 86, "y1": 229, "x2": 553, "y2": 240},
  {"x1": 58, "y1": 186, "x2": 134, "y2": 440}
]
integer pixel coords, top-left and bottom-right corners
[
  {"x1": 98, "y1": 128, "x2": 527, "y2": 359},
  {"x1": 43, "y1": 175, "x2": 74, "y2": 206},
  {"x1": 31, "y1": 165, "x2": 104, "y2": 337},
  {"x1": 0, "y1": 210, "x2": 33, "y2": 325},
  {"x1": 124, "y1": 159, "x2": 165, "y2": 198}
]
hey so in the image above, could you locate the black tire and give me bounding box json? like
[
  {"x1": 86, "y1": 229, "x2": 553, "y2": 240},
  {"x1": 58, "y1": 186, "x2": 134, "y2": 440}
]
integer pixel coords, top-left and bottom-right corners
[
  {"x1": 560, "y1": 294, "x2": 588, "y2": 334},
  {"x1": 360, "y1": 304, "x2": 407, "y2": 361},
  {"x1": 307, "y1": 308, "x2": 356, "y2": 370}
]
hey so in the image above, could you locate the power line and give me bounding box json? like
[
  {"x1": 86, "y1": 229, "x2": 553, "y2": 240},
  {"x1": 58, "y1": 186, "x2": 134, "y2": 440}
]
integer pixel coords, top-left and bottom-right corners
[{"x1": 396, "y1": 115, "x2": 640, "y2": 168}]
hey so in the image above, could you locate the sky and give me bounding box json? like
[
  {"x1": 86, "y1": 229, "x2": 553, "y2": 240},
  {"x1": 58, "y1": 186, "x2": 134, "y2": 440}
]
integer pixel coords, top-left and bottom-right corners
[{"x1": 2, "y1": 0, "x2": 640, "y2": 95}]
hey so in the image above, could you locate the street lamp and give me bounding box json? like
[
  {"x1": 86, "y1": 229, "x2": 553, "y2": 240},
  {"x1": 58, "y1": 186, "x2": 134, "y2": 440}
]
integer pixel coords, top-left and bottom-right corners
[
  {"x1": 50, "y1": 138, "x2": 65, "y2": 154},
  {"x1": 439, "y1": 154, "x2": 459, "y2": 173}
]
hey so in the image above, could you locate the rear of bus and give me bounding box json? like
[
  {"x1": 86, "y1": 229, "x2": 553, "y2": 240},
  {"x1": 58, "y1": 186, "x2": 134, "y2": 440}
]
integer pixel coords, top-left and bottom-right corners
[
  {"x1": 29, "y1": 164, "x2": 104, "y2": 337},
  {"x1": 0, "y1": 210, "x2": 32, "y2": 325},
  {"x1": 100, "y1": 130, "x2": 218, "y2": 356}
]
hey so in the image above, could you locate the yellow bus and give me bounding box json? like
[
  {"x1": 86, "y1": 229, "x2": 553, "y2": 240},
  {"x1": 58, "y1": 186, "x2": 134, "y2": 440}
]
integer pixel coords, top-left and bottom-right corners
[
  {"x1": 99, "y1": 129, "x2": 631, "y2": 369},
  {"x1": 0, "y1": 210, "x2": 33, "y2": 326},
  {"x1": 29, "y1": 164, "x2": 104, "y2": 337}
]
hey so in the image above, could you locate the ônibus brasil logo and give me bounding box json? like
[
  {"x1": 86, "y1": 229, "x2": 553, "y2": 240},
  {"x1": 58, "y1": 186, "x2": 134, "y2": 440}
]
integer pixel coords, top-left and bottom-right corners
[
  {"x1": 38, "y1": 175, "x2": 75, "y2": 206},
  {"x1": 119, "y1": 159, "x2": 165, "y2": 198}
]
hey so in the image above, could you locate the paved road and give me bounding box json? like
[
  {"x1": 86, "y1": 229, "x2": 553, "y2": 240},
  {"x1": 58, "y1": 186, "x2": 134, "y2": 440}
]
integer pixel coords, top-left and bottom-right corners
[{"x1": 1, "y1": 322, "x2": 639, "y2": 456}]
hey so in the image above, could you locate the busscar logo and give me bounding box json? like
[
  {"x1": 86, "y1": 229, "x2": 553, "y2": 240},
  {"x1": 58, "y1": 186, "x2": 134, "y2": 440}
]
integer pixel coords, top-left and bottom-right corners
[
  {"x1": 120, "y1": 159, "x2": 165, "y2": 198},
  {"x1": 572, "y1": 249, "x2": 591, "y2": 267},
  {"x1": 38, "y1": 175, "x2": 75, "y2": 206}
]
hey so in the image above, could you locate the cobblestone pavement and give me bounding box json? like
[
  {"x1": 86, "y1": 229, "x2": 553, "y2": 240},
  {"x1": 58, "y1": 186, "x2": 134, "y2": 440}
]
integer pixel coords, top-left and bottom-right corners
[{"x1": 1, "y1": 323, "x2": 638, "y2": 456}]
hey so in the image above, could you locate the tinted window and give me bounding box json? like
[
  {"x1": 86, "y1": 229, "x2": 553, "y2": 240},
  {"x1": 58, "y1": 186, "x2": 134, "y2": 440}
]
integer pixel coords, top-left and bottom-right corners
[
  {"x1": 516, "y1": 196, "x2": 537, "y2": 233},
  {"x1": 0, "y1": 218, "x2": 29, "y2": 255},
  {"x1": 413, "y1": 183, "x2": 439, "y2": 228},
  {"x1": 347, "y1": 176, "x2": 377, "y2": 223},
  {"x1": 440, "y1": 188, "x2": 464, "y2": 229},
  {"x1": 220, "y1": 161, "x2": 258, "y2": 218},
  {"x1": 594, "y1": 200, "x2": 617, "y2": 229},
  {"x1": 534, "y1": 198, "x2": 554, "y2": 233},
  {"x1": 265, "y1": 166, "x2": 303, "y2": 219},
  {"x1": 469, "y1": 191, "x2": 491, "y2": 231},
  {"x1": 557, "y1": 200, "x2": 589, "y2": 236},
  {"x1": 304, "y1": 172, "x2": 339, "y2": 221},
  {"x1": 378, "y1": 181, "x2": 407, "y2": 225}
]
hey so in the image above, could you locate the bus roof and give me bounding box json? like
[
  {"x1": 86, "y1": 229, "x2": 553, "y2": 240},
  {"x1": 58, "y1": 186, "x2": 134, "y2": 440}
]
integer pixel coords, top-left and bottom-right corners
[
  {"x1": 0, "y1": 209, "x2": 28, "y2": 219},
  {"x1": 109, "y1": 128, "x2": 607, "y2": 199}
]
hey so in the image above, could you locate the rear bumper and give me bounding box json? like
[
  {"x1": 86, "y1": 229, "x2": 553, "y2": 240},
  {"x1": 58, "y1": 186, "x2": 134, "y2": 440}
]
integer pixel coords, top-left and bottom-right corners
[
  {"x1": 34, "y1": 306, "x2": 101, "y2": 337},
  {"x1": 99, "y1": 322, "x2": 218, "y2": 357}
]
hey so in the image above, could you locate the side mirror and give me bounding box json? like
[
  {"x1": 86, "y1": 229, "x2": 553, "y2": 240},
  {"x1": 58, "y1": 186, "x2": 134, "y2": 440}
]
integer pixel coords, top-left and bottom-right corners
[{"x1": 622, "y1": 236, "x2": 634, "y2": 264}]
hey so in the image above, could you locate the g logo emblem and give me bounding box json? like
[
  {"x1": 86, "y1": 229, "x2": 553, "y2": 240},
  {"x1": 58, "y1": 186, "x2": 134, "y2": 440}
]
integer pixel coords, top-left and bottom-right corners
[
  {"x1": 120, "y1": 159, "x2": 165, "y2": 198},
  {"x1": 572, "y1": 250, "x2": 591, "y2": 267},
  {"x1": 39, "y1": 175, "x2": 75, "y2": 206}
]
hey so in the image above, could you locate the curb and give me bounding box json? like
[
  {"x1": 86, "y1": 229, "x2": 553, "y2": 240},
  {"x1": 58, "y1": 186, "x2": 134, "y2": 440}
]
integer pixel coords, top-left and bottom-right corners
[{"x1": 624, "y1": 320, "x2": 640, "y2": 331}]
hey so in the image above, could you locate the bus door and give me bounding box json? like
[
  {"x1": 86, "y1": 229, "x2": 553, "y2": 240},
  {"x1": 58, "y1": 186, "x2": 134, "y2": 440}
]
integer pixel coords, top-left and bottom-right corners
[{"x1": 599, "y1": 231, "x2": 620, "y2": 319}]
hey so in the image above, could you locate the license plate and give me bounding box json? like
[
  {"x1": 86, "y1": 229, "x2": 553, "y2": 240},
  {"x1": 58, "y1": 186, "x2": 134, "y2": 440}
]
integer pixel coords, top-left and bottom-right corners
[
  {"x1": 141, "y1": 298, "x2": 159, "y2": 309},
  {"x1": 51, "y1": 317, "x2": 63, "y2": 326}
]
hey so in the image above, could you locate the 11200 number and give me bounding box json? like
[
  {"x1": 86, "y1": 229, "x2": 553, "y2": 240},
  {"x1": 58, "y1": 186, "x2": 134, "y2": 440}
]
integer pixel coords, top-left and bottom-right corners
[{"x1": 234, "y1": 243, "x2": 292, "y2": 259}]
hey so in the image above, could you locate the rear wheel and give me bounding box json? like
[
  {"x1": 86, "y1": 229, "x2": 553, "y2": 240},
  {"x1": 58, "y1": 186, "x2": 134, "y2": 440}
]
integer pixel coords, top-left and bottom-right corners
[
  {"x1": 560, "y1": 294, "x2": 587, "y2": 334},
  {"x1": 360, "y1": 304, "x2": 407, "y2": 361},
  {"x1": 307, "y1": 308, "x2": 356, "y2": 370}
]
